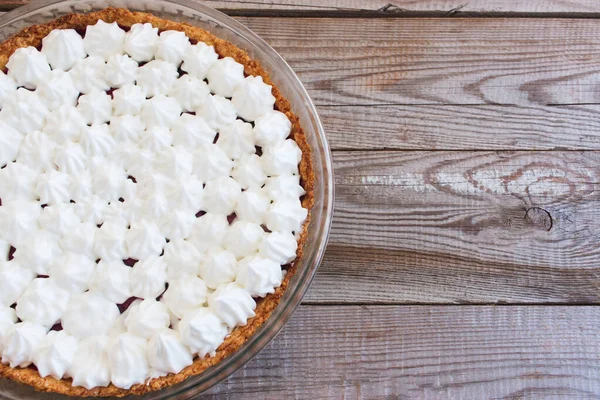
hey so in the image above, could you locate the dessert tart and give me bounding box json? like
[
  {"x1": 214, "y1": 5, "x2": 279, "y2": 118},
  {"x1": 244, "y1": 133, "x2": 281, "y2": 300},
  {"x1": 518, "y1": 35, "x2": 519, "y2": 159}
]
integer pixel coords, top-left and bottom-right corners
[{"x1": 0, "y1": 7, "x2": 313, "y2": 397}]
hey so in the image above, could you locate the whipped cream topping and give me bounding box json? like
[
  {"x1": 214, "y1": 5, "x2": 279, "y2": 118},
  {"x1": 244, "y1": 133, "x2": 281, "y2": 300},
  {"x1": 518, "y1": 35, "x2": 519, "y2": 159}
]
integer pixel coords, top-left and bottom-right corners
[
  {"x1": 168, "y1": 175, "x2": 204, "y2": 213},
  {"x1": 69, "y1": 335, "x2": 111, "y2": 389},
  {"x1": 39, "y1": 203, "x2": 81, "y2": 236},
  {"x1": 199, "y1": 248, "x2": 237, "y2": 290},
  {"x1": 232, "y1": 154, "x2": 267, "y2": 190},
  {"x1": 261, "y1": 139, "x2": 303, "y2": 176},
  {"x1": 49, "y1": 252, "x2": 96, "y2": 294},
  {"x1": 0, "y1": 121, "x2": 23, "y2": 165},
  {"x1": 148, "y1": 329, "x2": 192, "y2": 376},
  {"x1": 182, "y1": 42, "x2": 218, "y2": 79},
  {"x1": 218, "y1": 120, "x2": 255, "y2": 160},
  {"x1": 260, "y1": 231, "x2": 298, "y2": 265},
  {"x1": 179, "y1": 308, "x2": 227, "y2": 357},
  {"x1": 264, "y1": 174, "x2": 306, "y2": 202},
  {"x1": 236, "y1": 189, "x2": 270, "y2": 224},
  {"x1": 83, "y1": 20, "x2": 125, "y2": 61},
  {"x1": 208, "y1": 283, "x2": 256, "y2": 328},
  {"x1": 0, "y1": 72, "x2": 17, "y2": 109},
  {"x1": 139, "y1": 125, "x2": 173, "y2": 152},
  {"x1": 163, "y1": 239, "x2": 202, "y2": 280},
  {"x1": 126, "y1": 219, "x2": 166, "y2": 260},
  {"x1": 45, "y1": 105, "x2": 86, "y2": 145},
  {"x1": 77, "y1": 90, "x2": 112, "y2": 125},
  {"x1": 13, "y1": 231, "x2": 62, "y2": 275},
  {"x1": 59, "y1": 222, "x2": 96, "y2": 259},
  {"x1": 69, "y1": 55, "x2": 109, "y2": 94},
  {"x1": 224, "y1": 221, "x2": 265, "y2": 258},
  {"x1": 254, "y1": 110, "x2": 292, "y2": 147},
  {"x1": 236, "y1": 256, "x2": 284, "y2": 297},
  {"x1": 6, "y1": 47, "x2": 50, "y2": 89},
  {"x1": 33, "y1": 330, "x2": 77, "y2": 380},
  {"x1": 38, "y1": 69, "x2": 79, "y2": 110},
  {"x1": 187, "y1": 212, "x2": 229, "y2": 252},
  {"x1": 130, "y1": 256, "x2": 168, "y2": 299},
  {"x1": 41, "y1": 29, "x2": 86, "y2": 71},
  {"x1": 80, "y1": 124, "x2": 116, "y2": 158},
  {"x1": 62, "y1": 292, "x2": 120, "y2": 339},
  {"x1": 203, "y1": 176, "x2": 242, "y2": 215},
  {"x1": 1, "y1": 322, "x2": 47, "y2": 368},
  {"x1": 266, "y1": 199, "x2": 308, "y2": 234},
  {"x1": 124, "y1": 23, "x2": 159, "y2": 62},
  {"x1": 0, "y1": 162, "x2": 37, "y2": 202},
  {"x1": 137, "y1": 59, "x2": 178, "y2": 98},
  {"x1": 112, "y1": 83, "x2": 146, "y2": 116},
  {"x1": 105, "y1": 54, "x2": 138, "y2": 88},
  {"x1": 89, "y1": 260, "x2": 131, "y2": 303},
  {"x1": 0, "y1": 306, "x2": 17, "y2": 350},
  {"x1": 155, "y1": 30, "x2": 190, "y2": 66},
  {"x1": 0, "y1": 261, "x2": 35, "y2": 306},
  {"x1": 141, "y1": 94, "x2": 182, "y2": 127},
  {"x1": 110, "y1": 114, "x2": 145, "y2": 142},
  {"x1": 1, "y1": 89, "x2": 49, "y2": 134},
  {"x1": 159, "y1": 210, "x2": 196, "y2": 242},
  {"x1": 36, "y1": 170, "x2": 71, "y2": 205},
  {"x1": 124, "y1": 299, "x2": 170, "y2": 339},
  {"x1": 55, "y1": 143, "x2": 87, "y2": 180},
  {"x1": 162, "y1": 276, "x2": 208, "y2": 318},
  {"x1": 172, "y1": 113, "x2": 215, "y2": 147},
  {"x1": 193, "y1": 143, "x2": 234, "y2": 182},
  {"x1": 0, "y1": 239, "x2": 8, "y2": 261},
  {"x1": 108, "y1": 332, "x2": 149, "y2": 389},
  {"x1": 0, "y1": 22, "x2": 307, "y2": 390},
  {"x1": 206, "y1": 57, "x2": 245, "y2": 97},
  {"x1": 232, "y1": 76, "x2": 275, "y2": 122},
  {"x1": 196, "y1": 94, "x2": 237, "y2": 131},
  {"x1": 94, "y1": 220, "x2": 127, "y2": 261},
  {"x1": 0, "y1": 201, "x2": 42, "y2": 245},
  {"x1": 169, "y1": 75, "x2": 210, "y2": 112}
]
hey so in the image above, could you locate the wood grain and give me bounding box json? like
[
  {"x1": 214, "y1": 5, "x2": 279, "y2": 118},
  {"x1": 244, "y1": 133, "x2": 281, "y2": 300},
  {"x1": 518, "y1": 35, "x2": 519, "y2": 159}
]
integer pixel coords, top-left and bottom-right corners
[
  {"x1": 210, "y1": 0, "x2": 600, "y2": 14},
  {"x1": 199, "y1": 305, "x2": 600, "y2": 399},
  {"x1": 237, "y1": 17, "x2": 600, "y2": 107},
  {"x1": 303, "y1": 151, "x2": 600, "y2": 304},
  {"x1": 320, "y1": 104, "x2": 600, "y2": 150},
  {"x1": 4, "y1": 0, "x2": 600, "y2": 14}
]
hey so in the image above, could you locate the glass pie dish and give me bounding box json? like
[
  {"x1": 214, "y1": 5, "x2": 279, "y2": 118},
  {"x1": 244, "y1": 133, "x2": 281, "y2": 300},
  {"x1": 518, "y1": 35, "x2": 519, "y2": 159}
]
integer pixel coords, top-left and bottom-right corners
[{"x1": 0, "y1": 0, "x2": 333, "y2": 398}]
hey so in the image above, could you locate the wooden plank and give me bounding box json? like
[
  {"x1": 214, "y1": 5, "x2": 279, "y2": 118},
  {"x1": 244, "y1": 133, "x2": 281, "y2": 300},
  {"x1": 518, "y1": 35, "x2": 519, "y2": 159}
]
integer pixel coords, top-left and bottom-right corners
[
  {"x1": 237, "y1": 17, "x2": 600, "y2": 107},
  {"x1": 303, "y1": 151, "x2": 600, "y2": 304},
  {"x1": 4, "y1": 0, "x2": 600, "y2": 14},
  {"x1": 212, "y1": 1, "x2": 600, "y2": 14},
  {"x1": 319, "y1": 104, "x2": 600, "y2": 150},
  {"x1": 201, "y1": 305, "x2": 600, "y2": 399}
]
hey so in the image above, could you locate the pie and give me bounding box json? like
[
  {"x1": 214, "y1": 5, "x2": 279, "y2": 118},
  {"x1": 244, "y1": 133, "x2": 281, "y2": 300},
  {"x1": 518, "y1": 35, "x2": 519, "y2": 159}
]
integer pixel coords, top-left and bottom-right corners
[{"x1": 0, "y1": 7, "x2": 313, "y2": 397}]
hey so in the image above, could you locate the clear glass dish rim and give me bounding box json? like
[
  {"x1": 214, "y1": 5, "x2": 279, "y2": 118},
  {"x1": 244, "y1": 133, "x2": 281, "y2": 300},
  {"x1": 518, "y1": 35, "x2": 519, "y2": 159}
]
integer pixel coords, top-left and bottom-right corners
[{"x1": 0, "y1": 0, "x2": 334, "y2": 398}]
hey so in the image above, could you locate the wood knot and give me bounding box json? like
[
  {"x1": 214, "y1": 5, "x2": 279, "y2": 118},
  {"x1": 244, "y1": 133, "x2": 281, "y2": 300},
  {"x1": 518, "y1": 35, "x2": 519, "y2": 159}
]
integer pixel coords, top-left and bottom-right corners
[{"x1": 524, "y1": 207, "x2": 553, "y2": 231}]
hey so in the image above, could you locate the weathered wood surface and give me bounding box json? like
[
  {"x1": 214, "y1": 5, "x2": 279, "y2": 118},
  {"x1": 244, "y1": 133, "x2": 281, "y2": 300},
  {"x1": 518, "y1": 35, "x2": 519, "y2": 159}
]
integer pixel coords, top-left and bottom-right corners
[
  {"x1": 237, "y1": 17, "x2": 600, "y2": 151},
  {"x1": 319, "y1": 104, "x2": 600, "y2": 150},
  {"x1": 304, "y1": 151, "x2": 600, "y2": 304},
  {"x1": 201, "y1": 306, "x2": 600, "y2": 398},
  {"x1": 4, "y1": 0, "x2": 600, "y2": 14},
  {"x1": 237, "y1": 17, "x2": 600, "y2": 107}
]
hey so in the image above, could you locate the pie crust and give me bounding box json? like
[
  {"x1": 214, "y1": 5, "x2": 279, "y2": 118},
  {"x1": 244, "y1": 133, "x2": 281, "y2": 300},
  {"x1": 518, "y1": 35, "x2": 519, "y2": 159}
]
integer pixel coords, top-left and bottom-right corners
[{"x1": 0, "y1": 7, "x2": 314, "y2": 397}]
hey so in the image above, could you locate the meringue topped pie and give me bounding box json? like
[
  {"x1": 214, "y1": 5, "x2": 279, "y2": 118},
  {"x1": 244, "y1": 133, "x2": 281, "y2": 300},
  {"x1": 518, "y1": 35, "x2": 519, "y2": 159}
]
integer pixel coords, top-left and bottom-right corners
[{"x1": 0, "y1": 7, "x2": 313, "y2": 397}]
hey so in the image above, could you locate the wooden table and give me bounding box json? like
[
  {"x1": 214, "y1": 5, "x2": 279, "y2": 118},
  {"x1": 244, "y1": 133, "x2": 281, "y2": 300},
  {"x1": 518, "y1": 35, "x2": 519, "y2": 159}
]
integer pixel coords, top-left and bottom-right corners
[{"x1": 5, "y1": 0, "x2": 600, "y2": 398}]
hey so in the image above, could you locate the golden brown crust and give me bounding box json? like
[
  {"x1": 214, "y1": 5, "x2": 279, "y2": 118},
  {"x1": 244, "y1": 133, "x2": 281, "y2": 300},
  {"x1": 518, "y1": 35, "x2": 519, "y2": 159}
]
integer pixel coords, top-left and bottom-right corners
[{"x1": 0, "y1": 7, "x2": 314, "y2": 397}]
